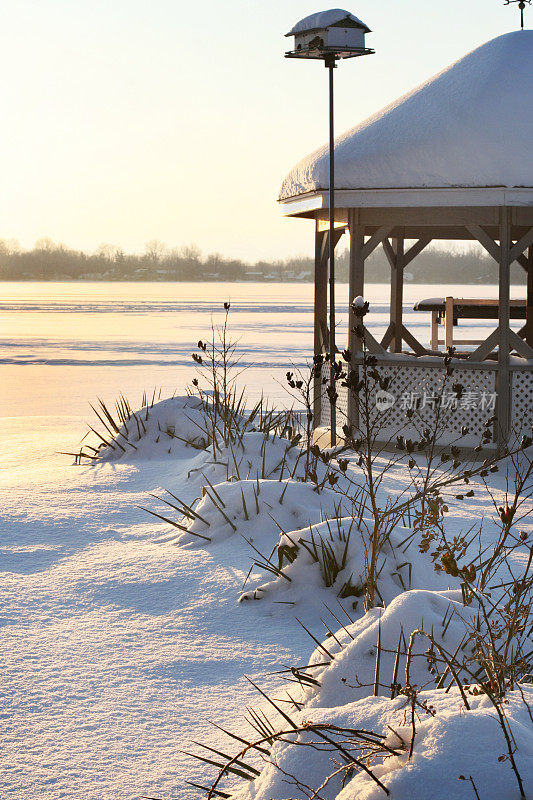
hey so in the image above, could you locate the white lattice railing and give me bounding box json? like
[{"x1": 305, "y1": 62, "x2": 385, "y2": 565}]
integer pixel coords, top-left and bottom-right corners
[
  {"x1": 316, "y1": 355, "x2": 533, "y2": 447},
  {"x1": 511, "y1": 365, "x2": 533, "y2": 435}
]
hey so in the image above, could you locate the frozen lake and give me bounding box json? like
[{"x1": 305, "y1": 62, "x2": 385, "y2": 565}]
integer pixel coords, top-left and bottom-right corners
[{"x1": 0, "y1": 280, "x2": 525, "y2": 426}]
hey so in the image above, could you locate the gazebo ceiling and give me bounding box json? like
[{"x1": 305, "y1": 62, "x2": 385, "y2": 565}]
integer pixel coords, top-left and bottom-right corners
[{"x1": 279, "y1": 31, "x2": 533, "y2": 212}]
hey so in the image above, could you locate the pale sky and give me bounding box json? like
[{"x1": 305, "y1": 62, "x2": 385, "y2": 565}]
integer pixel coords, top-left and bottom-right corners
[{"x1": 0, "y1": 0, "x2": 523, "y2": 261}]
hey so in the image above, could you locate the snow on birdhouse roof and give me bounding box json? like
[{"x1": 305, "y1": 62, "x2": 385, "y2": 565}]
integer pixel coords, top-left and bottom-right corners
[
  {"x1": 279, "y1": 31, "x2": 533, "y2": 207},
  {"x1": 285, "y1": 9, "x2": 370, "y2": 37}
]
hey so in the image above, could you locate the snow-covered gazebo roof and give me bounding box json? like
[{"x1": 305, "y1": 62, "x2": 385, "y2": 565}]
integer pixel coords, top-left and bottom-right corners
[{"x1": 280, "y1": 31, "x2": 533, "y2": 214}]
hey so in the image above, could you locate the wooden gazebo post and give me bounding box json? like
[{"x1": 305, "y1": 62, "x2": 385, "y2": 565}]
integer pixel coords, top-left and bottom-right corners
[
  {"x1": 527, "y1": 246, "x2": 533, "y2": 347},
  {"x1": 497, "y1": 207, "x2": 512, "y2": 444},
  {"x1": 347, "y1": 210, "x2": 365, "y2": 428}
]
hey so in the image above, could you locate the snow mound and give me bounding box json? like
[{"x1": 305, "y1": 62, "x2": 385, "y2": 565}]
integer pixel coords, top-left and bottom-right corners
[
  {"x1": 302, "y1": 589, "x2": 468, "y2": 708},
  {"x1": 231, "y1": 687, "x2": 533, "y2": 800},
  {"x1": 239, "y1": 524, "x2": 451, "y2": 614},
  {"x1": 162, "y1": 478, "x2": 343, "y2": 549},
  {"x1": 280, "y1": 30, "x2": 533, "y2": 198},
  {"x1": 89, "y1": 396, "x2": 208, "y2": 462},
  {"x1": 229, "y1": 590, "x2": 533, "y2": 800}
]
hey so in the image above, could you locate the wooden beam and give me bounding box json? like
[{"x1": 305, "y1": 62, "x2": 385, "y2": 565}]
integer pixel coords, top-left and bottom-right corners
[
  {"x1": 509, "y1": 227, "x2": 533, "y2": 264},
  {"x1": 319, "y1": 227, "x2": 344, "y2": 268},
  {"x1": 358, "y1": 206, "x2": 502, "y2": 228},
  {"x1": 348, "y1": 211, "x2": 365, "y2": 431},
  {"x1": 348, "y1": 214, "x2": 365, "y2": 353},
  {"x1": 360, "y1": 225, "x2": 393, "y2": 261},
  {"x1": 333, "y1": 227, "x2": 345, "y2": 253},
  {"x1": 515, "y1": 252, "x2": 528, "y2": 271},
  {"x1": 312, "y1": 225, "x2": 345, "y2": 428},
  {"x1": 401, "y1": 325, "x2": 430, "y2": 356},
  {"x1": 382, "y1": 237, "x2": 395, "y2": 270},
  {"x1": 467, "y1": 328, "x2": 499, "y2": 362},
  {"x1": 381, "y1": 323, "x2": 394, "y2": 350},
  {"x1": 319, "y1": 229, "x2": 329, "y2": 267},
  {"x1": 445, "y1": 296, "x2": 454, "y2": 350},
  {"x1": 384, "y1": 236, "x2": 431, "y2": 354},
  {"x1": 509, "y1": 329, "x2": 533, "y2": 359},
  {"x1": 430, "y1": 310, "x2": 439, "y2": 351},
  {"x1": 363, "y1": 326, "x2": 386, "y2": 355},
  {"x1": 465, "y1": 224, "x2": 500, "y2": 262},
  {"x1": 497, "y1": 207, "x2": 511, "y2": 445},
  {"x1": 404, "y1": 236, "x2": 432, "y2": 267},
  {"x1": 355, "y1": 224, "x2": 533, "y2": 241},
  {"x1": 466, "y1": 325, "x2": 533, "y2": 360}
]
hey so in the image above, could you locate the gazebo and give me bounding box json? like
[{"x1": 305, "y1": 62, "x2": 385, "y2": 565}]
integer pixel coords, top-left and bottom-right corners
[{"x1": 279, "y1": 30, "x2": 533, "y2": 448}]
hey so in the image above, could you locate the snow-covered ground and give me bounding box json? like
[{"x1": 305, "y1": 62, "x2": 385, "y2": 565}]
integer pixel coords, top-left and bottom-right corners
[
  {"x1": 3, "y1": 402, "x2": 530, "y2": 799},
  {"x1": 1, "y1": 415, "x2": 325, "y2": 799},
  {"x1": 1, "y1": 283, "x2": 531, "y2": 799}
]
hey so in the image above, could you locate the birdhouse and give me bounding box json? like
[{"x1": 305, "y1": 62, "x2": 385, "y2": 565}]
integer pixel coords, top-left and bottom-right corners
[{"x1": 285, "y1": 9, "x2": 371, "y2": 59}]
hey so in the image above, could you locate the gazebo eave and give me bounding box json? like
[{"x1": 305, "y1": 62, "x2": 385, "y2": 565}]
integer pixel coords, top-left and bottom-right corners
[{"x1": 280, "y1": 187, "x2": 533, "y2": 220}]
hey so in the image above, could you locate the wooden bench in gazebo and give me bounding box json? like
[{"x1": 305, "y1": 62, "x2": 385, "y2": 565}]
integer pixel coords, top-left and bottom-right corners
[
  {"x1": 279, "y1": 30, "x2": 533, "y2": 449},
  {"x1": 413, "y1": 297, "x2": 529, "y2": 352}
]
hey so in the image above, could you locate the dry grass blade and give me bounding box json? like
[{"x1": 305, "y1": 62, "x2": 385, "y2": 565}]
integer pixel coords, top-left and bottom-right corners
[
  {"x1": 209, "y1": 720, "x2": 271, "y2": 755},
  {"x1": 192, "y1": 742, "x2": 260, "y2": 776},
  {"x1": 185, "y1": 781, "x2": 230, "y2": 799},
  {"x1": 138, "y1": 507, "x2": 211, "y2": 541},
  {"x1": 201, "y1": 473, "x2": 226, "y2": 507},
  {"x1": 295, "y1": 617, "x2": 335, "y2": 660},
  {"x1": 244, "y1": 676, "x2": 299, "y2": 731},
  {"x1": 165, "y1": 490, "x2": 210, "y2": 526},
  {"x1": 203, "y1": 488, "x2": 237, "y2": 532},
  {"x1": 323, "y1": 602, "x2": 355, "y2": 640}
]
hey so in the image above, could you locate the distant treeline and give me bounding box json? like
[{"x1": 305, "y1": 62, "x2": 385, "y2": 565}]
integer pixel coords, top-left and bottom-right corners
[{"x1": 0, "y1": 237, "x2": 526, "y2": 284}]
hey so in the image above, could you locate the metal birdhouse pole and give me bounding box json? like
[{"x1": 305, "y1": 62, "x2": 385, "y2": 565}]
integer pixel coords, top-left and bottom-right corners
[
  {"x1": 326, "y1": 53, "x2": 337, "y2": 446},
  {"x1": 285, "y1": 10, "x2": 374, "y2": 447}
]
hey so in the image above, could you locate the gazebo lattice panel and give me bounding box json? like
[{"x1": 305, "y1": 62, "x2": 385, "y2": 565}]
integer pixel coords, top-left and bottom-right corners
[
  {"x1": 511, "y1": 368, "x2": 533, "y2": 436},
  {"x1": 318, "y1": 360, "x2": 500, "y2": 442}
]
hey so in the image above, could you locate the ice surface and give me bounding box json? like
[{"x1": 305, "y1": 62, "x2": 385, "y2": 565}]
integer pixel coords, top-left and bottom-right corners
[
  {"x1": 1, "y1": 281, "x2": 525, "y2": 417},
  {"x1": 280, "y1": 31, "x2": 533, "y2": 198}
]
